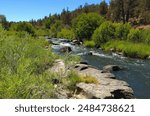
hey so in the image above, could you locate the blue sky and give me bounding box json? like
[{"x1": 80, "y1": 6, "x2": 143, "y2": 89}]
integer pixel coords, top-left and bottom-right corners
[{"x1": 0, "y1": 0, "x2": 109, "y2": 22}]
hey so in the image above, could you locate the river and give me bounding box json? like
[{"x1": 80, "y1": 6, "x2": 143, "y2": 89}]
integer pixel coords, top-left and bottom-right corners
[{"x1": 49, "y1": 38, "x2": 150, "y2": 99}]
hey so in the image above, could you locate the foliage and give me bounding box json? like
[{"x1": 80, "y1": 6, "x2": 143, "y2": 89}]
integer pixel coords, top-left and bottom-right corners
[
  {"x1": 114, "y1": 23, "x2": 131, "y2": 40},
  {"x1": 141, "y1": 30, "x2": 150, "y2": 44},
  {"x1": 57, "y1": 28, "x2": 75, "y2": 40},
  {"x1": 10, "y1": 22, "x2": 35, "y2": 35},
  {"x1": 92, "y1": 21, "x2": 115, "y2": 46},
  {"x1": 127, "y1": 29, "x2": 143, "y2": 43},
  {"x1": 103, "y1": 40, "x2": 150, "y2": 59},
  {"x1": 83, "y1": 40, "x2": 95, "y2": 48},
  {"x1": 49, "y1": 20, "x2": 63, "y2": 37},
  {"x1": 0, "y1": 33, "x2": 58, "y2": 98},
  {"x1": 72, "y1": 13, "x2": 104, "y2": 41}
]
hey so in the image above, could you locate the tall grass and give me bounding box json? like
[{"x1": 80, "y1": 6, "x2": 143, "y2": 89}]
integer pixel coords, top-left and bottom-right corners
[
  {"x1": 103, "y1": 40, "x2": 150, "y2": 59},
  {"x1": 0, "y1": 32, "x2": 58, "y2": 98}
]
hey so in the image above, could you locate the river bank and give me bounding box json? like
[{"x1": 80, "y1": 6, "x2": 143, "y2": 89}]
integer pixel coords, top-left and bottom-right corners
[{"x1": 102, "y1": 40, "x2": 150, "y2": 60}]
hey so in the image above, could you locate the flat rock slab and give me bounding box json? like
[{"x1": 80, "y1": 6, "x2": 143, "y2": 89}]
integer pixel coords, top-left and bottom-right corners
[
  {"x1": 50, "y1": 59, "x2": 66, "y2": 73},
  {"x1": 73, "y1": 64, "x2": 134, "y2": 99}
]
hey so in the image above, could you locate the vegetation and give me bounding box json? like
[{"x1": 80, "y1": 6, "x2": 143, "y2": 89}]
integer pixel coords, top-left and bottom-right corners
[
  {"x1": 92, "y1": 21, "x2": 115, "y2": 46},
  {"x1": 72, "y1": 13, "x2": 104, "y2": 41},
  {"x1": 103, "y1": 40, "x2": 150, "y2": 59},
  {"x1": 57, "y1": 28, "x2": 75, "y2": 40},
  {"x1": 63, "y1": 71, "x2": 98, "y2": 90},
  {"x1": 0, "y1": 0, "x2": 150, "y2": 98},
  {"x1": 83, "y1": 40, "x2": 95, "y2": 48}
]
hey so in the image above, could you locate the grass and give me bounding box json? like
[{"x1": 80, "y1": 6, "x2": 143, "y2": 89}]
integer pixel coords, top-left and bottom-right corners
[
  {"x1": 102, "y1": 40, "x2": 150, "y2": 59},
  {"x1": 0, "y1": 30, "x2": 97, "y2": 98},
  {"x1": 83, "y1": 40, "x2": 96, "y2": 48},
  {"x1": 63, "y1": 71, "x2": 98, "y2": 90}
]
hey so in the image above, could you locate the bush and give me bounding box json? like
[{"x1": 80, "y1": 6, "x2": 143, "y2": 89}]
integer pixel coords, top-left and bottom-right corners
[
  {"x1": 57, "y1": 28, "x2": 75, "y2": 40},
  {"x1": 141, "y1": 30, "x2": 150, "y2": 44},
  {"x1": 114, "y1": 23, "x2": 131, "y2": 40},
  {"x1": 10, "y1": 22, "x2": 35, "y2": 35},
  {"x1": 83, "y1": 40, "x2": 95, "y2": 48},
  {"x1": 92, "y1": 21, "x2": 115, "y2": 46},
  {"x1": 72, "y1": 13, "x2": 104, "y2": 41},
  {"x1": 127, "y1": 29, "x2": 143, "y2": 43}
]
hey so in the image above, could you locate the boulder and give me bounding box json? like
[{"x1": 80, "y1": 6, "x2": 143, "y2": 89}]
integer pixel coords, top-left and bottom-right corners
[
  {"x1": 147, "y1": 56, "x2": 150, "y2": 60},
  {"x1": 76, "y1": 81, "x2": 134, "y2": 99},
  {"x1": 49, "y1": 59, "x2": 66, "y2": 73},
  {"x1": 60, "y1": 46, "x2": 72, "y2": 53},
  {"x1": 102, "y1": 65, "x2": 122, "y2": 73},
  {"x1": 72, "y1": 40, "x2": 81, "y2": 45},
  {"x1": 72, "y1": 64, "x2": 134, "y2": 99},
  {"x1": 55, "y1": 86, "x2": 71, "y2": 99},
  {"x1": 110, "y1": 48, "x2": 115, "y2": 52}
]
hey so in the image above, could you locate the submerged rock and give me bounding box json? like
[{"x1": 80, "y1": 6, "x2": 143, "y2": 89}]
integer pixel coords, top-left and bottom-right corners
[
  {"x1": 60, "y1": 46, "x2": 72, "y2": 53},
  {"x1": 102, "y1": 65, "x2": 123, "y2": 73}
]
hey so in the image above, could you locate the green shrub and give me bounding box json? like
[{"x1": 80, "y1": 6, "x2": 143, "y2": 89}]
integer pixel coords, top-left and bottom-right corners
[
  {"x1": 127, "y1": 29, "x2": 143, "y2": 43},
  {"x1": 92, "y1": 21, "x2": 115, "y2": 46},
  {"x1": 141, "y1": 30, "x2": 150, "y2": 44},
  {"x1": 83, "y1": 40, "x2": 95, "y2": 48},
  {"x1": 57, "y1": 28, "x2": 75, "y2": 40},
  {"x1": 114, "y1": 23, "x2": 131, "y2": 40},
  {"x1": 72, "y1": 13, "x2": 104, "y2": 41}
]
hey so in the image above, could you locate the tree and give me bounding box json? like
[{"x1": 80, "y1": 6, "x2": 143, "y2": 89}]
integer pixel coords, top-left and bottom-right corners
[
  {"x1": 0, "y1": 15, "x2": 8, "y2": 29},
  {"x1": 61, "y1": 8, "x2": 71, "y2": 25},
  {"x1": 99, "y1": 0, "x2": 108, "y2": 16},
  {"x1": 72, "y1": 13, "x2": 104, "y2": 41},
  {"x1": 50, "y1": 20, "x2": 63, "y2": 37},
  {"x1": 109, "y1": 0, "x2": 137, "y2": 23}
]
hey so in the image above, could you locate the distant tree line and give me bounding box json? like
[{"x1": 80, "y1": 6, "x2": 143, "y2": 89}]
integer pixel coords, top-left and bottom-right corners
[{"x1": 0, "y1": 0, "x2": 149, "y2": 37}]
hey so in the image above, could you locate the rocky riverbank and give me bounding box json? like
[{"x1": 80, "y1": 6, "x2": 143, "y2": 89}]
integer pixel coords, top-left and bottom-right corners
[{"x1": 49, "y1": 59, "x2": 134, "y2": 99}]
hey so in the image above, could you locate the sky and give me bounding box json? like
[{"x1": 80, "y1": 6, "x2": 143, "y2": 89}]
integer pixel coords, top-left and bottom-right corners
[{"x1": 0, "y1": 0, "x2": 110, "y2": 22}]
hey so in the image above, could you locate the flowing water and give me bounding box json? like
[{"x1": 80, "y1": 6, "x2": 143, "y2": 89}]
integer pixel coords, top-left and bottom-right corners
[{"x1": 49, "y1": 38, "x2": 150, "y2": 99}]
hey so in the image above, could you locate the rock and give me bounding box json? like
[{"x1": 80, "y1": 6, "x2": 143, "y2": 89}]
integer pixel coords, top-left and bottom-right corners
[
  {"x1": 110, "y1": 48, "x2": 115, "y2": 52},
  {"x1": 118, "y1": 52, "x2": 124, "y2": 56},
  {"x1": 79, "y1": 61, "x2": 88, "y2": 65},
  {"x1": 72, "y1": 40, "x2": 81, "y2": 45},
  {"x1": 74, "y1": 64, "x2": 89, "y2": 71},
  {"x1": 51, "y1": 79, "x2": 60, "y2": 84},
  {"x1": 102, "y1": 65, "x2": 122, "y2": 73},
  {"x1": 72, "y1": 64, "x2": 134, "y2": 99},
  {"x1": 87, "y1": 51, "x2": 93, "y2": 55},
  {"x1": 55, "y1": 87, "x2": 70, "y2": 99},
  {"x1": 50, "y1": 59, "x2": 66, "y2": 73},
  {"x1": 76, "y1": 81, "x2": 134, "y2": 99},
  {"x1": 60, "y1": 46, "x2": 72, "y2": 53},
  {"x1": 147, "y1": 56, "x2": 150, "y2": 60}
]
